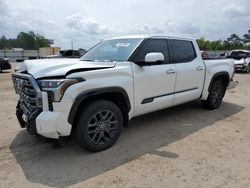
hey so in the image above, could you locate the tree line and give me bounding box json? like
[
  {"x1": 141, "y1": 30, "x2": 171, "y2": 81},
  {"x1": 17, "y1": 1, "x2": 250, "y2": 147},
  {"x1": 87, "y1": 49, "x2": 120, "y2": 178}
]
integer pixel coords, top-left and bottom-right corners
[
  {"x1": 0, "y1": 31, "x2": 50, "y2": 50},
  {"x1": 197, "y1": 30, "x2": 250, "y2": 51}
]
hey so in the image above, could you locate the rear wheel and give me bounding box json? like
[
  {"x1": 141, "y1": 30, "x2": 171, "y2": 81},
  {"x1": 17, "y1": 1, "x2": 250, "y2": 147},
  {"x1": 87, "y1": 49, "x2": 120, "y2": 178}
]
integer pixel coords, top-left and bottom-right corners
[
  {"x1": 74, "y1": 100, "x2": 123, "y2": 152},
  {"x1": 202, "y1": 80, "x2": 226, "y2": 110},
  {"x1": 0, "y1": 67, "x2": 2, "y2": 73}
]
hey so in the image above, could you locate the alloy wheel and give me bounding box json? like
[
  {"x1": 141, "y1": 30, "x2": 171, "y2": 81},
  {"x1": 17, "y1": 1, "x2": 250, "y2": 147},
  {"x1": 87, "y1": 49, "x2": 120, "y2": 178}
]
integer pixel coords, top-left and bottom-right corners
[
  {"x1": 87, "y1": 110, "x2": 118, "y2": 145},
  {"x1": 211, "y1": 84, "x2": 223, "y2": 105}
]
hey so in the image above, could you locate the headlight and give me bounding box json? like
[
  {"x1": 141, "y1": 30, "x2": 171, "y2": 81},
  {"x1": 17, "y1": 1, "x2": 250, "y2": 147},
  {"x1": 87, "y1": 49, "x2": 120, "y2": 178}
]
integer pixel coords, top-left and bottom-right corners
[{"x1": 37, "y1": 79, "x2": 79, "y2": 102}]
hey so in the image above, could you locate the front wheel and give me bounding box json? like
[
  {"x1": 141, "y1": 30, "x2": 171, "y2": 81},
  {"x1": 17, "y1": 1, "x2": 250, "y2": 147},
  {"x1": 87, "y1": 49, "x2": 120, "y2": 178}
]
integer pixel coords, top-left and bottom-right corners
[
  {"x1": 74, "y1": 100, "x2": 123, "y2": 152},
  {"x1": 202, "y1": 80, "x2": 226, "y2": 110}
]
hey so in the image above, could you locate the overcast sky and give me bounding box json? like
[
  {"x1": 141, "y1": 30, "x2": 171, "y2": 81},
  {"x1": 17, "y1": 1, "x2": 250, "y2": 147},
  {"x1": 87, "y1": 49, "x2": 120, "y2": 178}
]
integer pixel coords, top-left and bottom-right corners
[{"x1": 0, "y1": 0, "x2": 249, "y2": 49}]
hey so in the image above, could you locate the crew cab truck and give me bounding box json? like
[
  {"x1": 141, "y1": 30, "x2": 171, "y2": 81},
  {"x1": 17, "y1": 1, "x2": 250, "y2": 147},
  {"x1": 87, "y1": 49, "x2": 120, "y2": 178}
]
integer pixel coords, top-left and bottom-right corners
[{"x1": 12, "y1": 35, "x2": 237, "y2": 152}]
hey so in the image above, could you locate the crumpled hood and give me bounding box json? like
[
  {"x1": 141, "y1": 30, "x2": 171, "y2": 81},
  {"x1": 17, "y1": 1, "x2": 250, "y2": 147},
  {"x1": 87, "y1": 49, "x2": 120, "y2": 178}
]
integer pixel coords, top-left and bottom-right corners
[{"x1": 15, "y1": 59, "x2": 116, "y2": 79}]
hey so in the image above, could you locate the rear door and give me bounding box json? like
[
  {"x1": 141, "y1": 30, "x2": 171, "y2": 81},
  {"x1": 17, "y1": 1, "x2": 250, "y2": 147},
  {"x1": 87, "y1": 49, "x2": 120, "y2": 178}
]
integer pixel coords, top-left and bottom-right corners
[
  {"x1": 169, "y1": 39, "x2": 205, "y2": 104},
  {"x1": 131, "y1": 38, "x2": 176, "y2": 116}
]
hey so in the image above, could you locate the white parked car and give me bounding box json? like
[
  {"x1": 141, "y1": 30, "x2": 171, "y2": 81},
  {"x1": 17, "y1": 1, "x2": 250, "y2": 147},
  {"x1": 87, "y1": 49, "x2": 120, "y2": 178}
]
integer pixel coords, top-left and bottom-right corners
[
  {"x1": 228, "y1": 50, "x2": 250, "y2": 73},
  {"x1": 12, "y1": 35, "x2": 237, "y2": 152}
]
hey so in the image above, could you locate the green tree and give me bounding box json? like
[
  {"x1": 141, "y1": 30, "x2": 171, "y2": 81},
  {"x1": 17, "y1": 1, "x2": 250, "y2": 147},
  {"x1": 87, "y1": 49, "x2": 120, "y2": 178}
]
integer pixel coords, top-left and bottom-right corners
[
  {"x1": 35, "y1": 33, "x2": 50, "y2": 49},
  {"x1": 0, "y1": 31, "x2": 50, "y2": 50},
  {"x1": 196, "y1": 38, "x2": 211, "y2": 50},
  {"x1": 243, "y1": 30, "x2": 250, "y2": 49},
  {"x1": 0, "y1": 36, "x2": 11, "y2": 49},
  {"x1": 211, "y1": 40, "x2": 223, "y2": 50},
  {"x1": 226, "y1": 34, "x2": 244, "y2": 49},
  {"x1": 17, "y1": 32, "x2": 36, "y2": 49}
]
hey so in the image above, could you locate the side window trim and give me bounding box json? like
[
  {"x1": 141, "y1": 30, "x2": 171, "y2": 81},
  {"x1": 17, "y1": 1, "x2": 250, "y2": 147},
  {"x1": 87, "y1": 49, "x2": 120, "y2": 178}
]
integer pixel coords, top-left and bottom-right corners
[
  {"x1": 169, "y1": 39, "x2": 197, "y2": 64},
  {"x1": 167, "y1": 39, "x2": 174, "y2": 64},
  {"x1": 165, "y1": 39, "x2": 171, "y2": 64}
]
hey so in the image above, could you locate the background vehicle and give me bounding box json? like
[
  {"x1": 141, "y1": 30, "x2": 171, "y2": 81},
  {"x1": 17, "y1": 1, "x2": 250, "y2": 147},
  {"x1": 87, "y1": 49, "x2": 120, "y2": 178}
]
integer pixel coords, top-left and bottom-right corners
[
  {"x1": 228, "y1": 50, "x2": 250, "y2": 73},
  {"x1": 0, "y1": 58, "x2": 11, "y2": 73},
  {"x1": 12, "y1": 35, "x2": 237, "y2": 152},
  {"x1": 200, "y1": 51, "x2": 209, "y2": 59},
  {"x1": 46, "y1": 50, "x2": 81, "y2": 58}
]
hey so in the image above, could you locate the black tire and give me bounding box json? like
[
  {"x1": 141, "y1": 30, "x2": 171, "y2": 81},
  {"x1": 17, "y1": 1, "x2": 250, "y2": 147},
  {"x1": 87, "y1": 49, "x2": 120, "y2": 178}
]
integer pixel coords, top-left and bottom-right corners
[
  {"x1": 0, "y1": 67, "x2": 2, "y2": 73},
  {"x1": 202, "y1": 80, "x2": 226, "y2": 110},
  {"x1": 74, "y1": 100, "x2": 123, "y2": 152}
]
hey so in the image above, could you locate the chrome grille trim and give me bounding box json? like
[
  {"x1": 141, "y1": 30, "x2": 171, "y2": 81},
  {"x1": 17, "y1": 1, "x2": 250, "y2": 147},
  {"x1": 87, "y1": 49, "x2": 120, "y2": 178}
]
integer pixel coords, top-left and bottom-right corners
[{"x1": 12, "y1": 73, "x2": 43, "y2": 113}]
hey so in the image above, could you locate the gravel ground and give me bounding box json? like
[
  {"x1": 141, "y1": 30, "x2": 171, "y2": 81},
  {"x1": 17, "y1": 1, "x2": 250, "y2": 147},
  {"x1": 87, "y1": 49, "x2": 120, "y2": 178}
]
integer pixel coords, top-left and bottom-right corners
[{"x1": 0, "y1": 64, "x2": 249, "y2": 188}]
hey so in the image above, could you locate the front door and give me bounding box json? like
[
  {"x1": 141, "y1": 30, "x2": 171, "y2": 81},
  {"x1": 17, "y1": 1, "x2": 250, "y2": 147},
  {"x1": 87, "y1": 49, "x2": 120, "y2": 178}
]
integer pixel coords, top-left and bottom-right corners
[{"x1": 131, "y1": 39, "x2": 177, "y2": 116}]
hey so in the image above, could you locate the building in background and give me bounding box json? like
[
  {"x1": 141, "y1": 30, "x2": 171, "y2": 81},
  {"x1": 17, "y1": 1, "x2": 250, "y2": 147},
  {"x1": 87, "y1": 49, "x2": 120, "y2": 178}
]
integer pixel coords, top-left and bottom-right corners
[
  {"x1": 0, "y1": 47, "x2": 61, "y2": 62},
  {"x1": 39, "y1": 47, "x2": 61, "y2": 58}
]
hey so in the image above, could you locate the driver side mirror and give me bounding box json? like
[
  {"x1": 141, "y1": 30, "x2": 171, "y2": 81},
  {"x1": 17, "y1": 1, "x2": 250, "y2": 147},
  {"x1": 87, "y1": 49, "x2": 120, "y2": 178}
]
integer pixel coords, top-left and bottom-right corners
[
  {"x1": 145, "y1": 52, "x2": 164, "y2": 63},
  {"x1": 135, "y1": 52, "x2": 165, "y2": 66}
]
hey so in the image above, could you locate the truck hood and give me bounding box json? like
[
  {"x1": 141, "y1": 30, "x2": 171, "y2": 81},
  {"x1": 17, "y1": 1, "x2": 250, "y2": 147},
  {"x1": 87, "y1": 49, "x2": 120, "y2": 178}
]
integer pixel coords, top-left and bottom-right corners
[{"x1": 15, "y1": 59, "x2": 116, "y2": 79}]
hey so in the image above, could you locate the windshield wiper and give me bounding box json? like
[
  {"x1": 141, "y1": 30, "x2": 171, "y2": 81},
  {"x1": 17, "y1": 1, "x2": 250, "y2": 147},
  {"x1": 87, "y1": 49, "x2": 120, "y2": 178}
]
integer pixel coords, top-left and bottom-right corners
[
  {"x1": 81, "y1": 59, "x2": 95, "y2": 61},
  {"x1": 81, "y1": 59, "x2": 115, "y2": 62}
]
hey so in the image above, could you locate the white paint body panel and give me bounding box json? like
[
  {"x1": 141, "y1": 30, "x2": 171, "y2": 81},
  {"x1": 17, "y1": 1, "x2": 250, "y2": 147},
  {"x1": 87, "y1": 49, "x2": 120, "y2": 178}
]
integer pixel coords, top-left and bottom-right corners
[
  {"x1": 17, "y1": 35, "x2": 236, "y2": 139},
  {"x1": 132, "y1": 63, "x2": 176, "y2": 116},
  {"x1": 201, "y1": 58, "x2": 235, "y2": 100}
]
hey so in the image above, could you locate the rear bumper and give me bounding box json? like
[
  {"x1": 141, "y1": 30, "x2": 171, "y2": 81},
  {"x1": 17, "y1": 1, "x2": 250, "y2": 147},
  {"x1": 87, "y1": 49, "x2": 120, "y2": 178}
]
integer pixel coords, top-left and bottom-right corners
[{"x1": 227, "y1": 80, "x2": 239, "y2": 90}]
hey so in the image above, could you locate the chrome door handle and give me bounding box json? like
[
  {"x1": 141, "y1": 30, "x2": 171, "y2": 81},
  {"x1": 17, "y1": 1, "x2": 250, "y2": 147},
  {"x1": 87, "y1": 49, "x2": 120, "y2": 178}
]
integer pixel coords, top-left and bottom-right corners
[
  {"x1": 166, "y1": 69, "x2": 176, "y2": 74},
  {"x1": 196, "y1": 66, "x2": 204, "y2": 71}
]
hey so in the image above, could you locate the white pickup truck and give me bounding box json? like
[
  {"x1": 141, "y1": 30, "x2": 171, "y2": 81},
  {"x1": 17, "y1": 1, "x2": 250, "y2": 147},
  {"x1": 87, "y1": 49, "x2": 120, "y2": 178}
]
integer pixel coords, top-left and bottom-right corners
[{"x1": 12, "y1": 35, "x2": 237, "y2": 152}]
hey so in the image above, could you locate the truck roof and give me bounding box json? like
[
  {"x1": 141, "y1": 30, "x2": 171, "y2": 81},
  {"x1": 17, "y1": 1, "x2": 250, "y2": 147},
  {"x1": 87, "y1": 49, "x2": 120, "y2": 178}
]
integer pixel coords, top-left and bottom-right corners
[{"x1": 107, "y1": 35, "x2": 195, "y2": 41}]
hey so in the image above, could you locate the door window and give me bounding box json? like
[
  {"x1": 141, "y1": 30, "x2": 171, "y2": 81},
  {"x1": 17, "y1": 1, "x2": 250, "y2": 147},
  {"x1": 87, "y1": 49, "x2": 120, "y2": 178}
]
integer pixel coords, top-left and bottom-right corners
[
  {"x1": 133, "y1": 39, "x2": 169, "y2": 64},
  {"x1": 170, "y1": 40, "x2": 197, "y2": 63}
]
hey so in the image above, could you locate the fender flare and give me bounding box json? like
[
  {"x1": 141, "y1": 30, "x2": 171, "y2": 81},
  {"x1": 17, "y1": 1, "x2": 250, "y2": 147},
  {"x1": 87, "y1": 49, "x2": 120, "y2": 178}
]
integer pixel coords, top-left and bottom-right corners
[
  {"x1": 68, "y1": 86, "x2": 131, "y2": 125},
  {"x1": 208, "y1": 71, "x2": 230, "y2": 92}
]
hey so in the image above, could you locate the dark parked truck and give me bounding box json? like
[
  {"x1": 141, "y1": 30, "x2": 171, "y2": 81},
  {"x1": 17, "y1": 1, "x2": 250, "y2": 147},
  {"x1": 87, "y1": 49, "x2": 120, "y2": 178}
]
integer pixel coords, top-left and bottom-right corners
[
  {"x1": 0, "y1": 58, "x2": 11, "y2": 72},
  {"x1": 12, "y1": 35, "x2": 238, "y2": 152}
]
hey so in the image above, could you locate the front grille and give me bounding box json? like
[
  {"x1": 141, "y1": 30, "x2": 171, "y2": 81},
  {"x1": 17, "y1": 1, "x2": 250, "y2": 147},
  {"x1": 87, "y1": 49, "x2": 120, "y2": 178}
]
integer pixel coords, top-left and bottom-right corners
[{"x1": 12, "y1": 73, "x2": 42, "y2": 114}]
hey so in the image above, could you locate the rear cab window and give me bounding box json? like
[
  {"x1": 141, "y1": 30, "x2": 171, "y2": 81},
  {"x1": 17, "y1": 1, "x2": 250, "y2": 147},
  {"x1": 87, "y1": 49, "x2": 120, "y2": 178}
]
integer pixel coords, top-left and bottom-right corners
[{"x1": 169, "y1": 39, "x2": 197, "y2": 63}]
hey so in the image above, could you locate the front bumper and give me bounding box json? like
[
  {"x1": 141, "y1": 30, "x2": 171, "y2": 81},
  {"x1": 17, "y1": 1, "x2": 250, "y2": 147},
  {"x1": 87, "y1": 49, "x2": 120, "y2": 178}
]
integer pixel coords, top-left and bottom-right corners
[
  {"x1": 13, "y1": 72, "x2": 73, "y2": 139},
  {"x1": 16, "y1": 102, "x2": 42, "y2": 134},
  {"x1": 16, "y1": 92, "x2": 73, "y2": 139}
]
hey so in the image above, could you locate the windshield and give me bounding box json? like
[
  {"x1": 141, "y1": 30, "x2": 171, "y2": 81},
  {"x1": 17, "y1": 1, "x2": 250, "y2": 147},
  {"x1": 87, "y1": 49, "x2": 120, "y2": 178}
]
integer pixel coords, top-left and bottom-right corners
[
  {"x1": 80, "y1": 38, "x2": 142, "y2": 62},
  {"x1": 228, "y1": 51, "x2": 249, "y2": 60}
]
